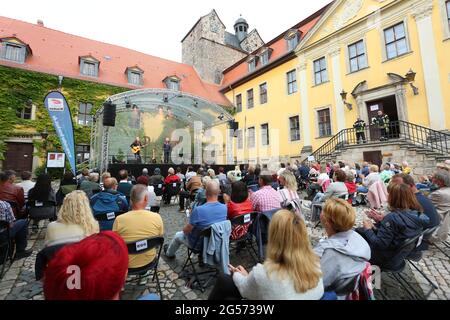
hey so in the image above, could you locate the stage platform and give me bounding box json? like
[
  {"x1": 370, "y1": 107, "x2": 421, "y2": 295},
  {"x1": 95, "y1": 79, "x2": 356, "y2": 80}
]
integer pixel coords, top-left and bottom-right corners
[{"x1": 108, "y1": 164, "x2": 240, "y2": 179}]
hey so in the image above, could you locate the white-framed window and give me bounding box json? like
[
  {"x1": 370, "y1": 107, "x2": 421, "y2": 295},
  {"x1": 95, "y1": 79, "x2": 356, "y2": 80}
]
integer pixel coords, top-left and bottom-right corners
[
  {"x1": 168, "y1": 79, "x2": 180, "y2": 91},
  {"x1": 248, "y1": 58, "x2": 256, "y2": 72},
  {"x1": 317, "y1": 108, "x2": 332, "y2": 137},
  {"x1": 261, "y1": 123, "x2": 269, "y2": 146},
  {"x1": 260, "y1": 51, "x2": 269, "y2": 66},
  {"x1": 76, "y1": 145, "x2": 90, "y2": 164},
  {"x1": 287, "y1": 70, "x2": 297, "y2": 95},
  {"x1": 384, "y1": 22, "x2": 408, "y2": 60},
  {"x1": 78, "y1": 103, "x2": 93, "y2": 126},
  {"x1": 313, "y1": 57, "x2": 328, "y2": 85},
  {"x1": 247, "y1": 89, "x2": 254, "y2": 109},
  {"x1": 286, "y1": 31, "x2": 300, "y2": 51},
  {"x1": 348, "y1": 40, "x2": 368, "y2": 73},
  {"x1": 236, "y1": 94, "x2": 242, "y2": 112},
  {"x1": 128, "y1": 71, "x2": 142, "y2": 86},
  {"x1": 80, "y1": 60, "x2": 98, "y2": 77},
  {"x1": 16, "y1": 105, "x2": 32, "y2": 120},
  {"x1": 237, "y1": 130, "x2": 243, "y2": 149},
  {"x1": 289, "y1": 116, "x2": 300, "y2": 141},
  {"x1": 247, "y1": 127, "x2": 255, "y2": 148},
  {"x1": 259, "y1": 83, "x2": 268, "y2": 104},
  {"x1": 4, "y1": 44, "x2": 24, "y2": 63}
]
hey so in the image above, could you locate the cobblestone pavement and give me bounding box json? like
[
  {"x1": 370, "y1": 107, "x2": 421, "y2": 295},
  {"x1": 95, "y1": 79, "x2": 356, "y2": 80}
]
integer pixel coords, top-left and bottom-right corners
[{"x1": 1, "y1": 199, "x2": 449, "y2": 300}]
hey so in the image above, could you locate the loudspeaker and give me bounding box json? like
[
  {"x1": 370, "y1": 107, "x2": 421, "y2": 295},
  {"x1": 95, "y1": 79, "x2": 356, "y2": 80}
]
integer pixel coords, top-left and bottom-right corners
[
  {"x1": 229, "y1": 121, "x2": 239, "y2": 131},
  {"x1": 102, "y1": 101, "x2": 117, "y2": 127}
]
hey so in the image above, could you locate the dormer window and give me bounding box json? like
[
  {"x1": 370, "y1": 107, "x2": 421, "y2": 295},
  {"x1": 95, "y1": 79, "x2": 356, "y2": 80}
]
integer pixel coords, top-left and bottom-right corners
[
  {"x1": 248, "y1": 57, "x2": 257, "y2": 72},
  {"x1": 125, "y1": 66, "x2": 144, "y2": 86},
  {"x1": 0, "y1": 37, "x2": 32, "y2": 64},
  {"x1": 258, "y1": 48, "x2": 273, "y2": 67},
  {"x1": 164, "y1": 76, "x2": 181, "y2": 91},
  {"x1": 285, "y1": 30, "x2": 301, "y2": 51},
  {"x1": 79, "y1": 55, "x2": 100, "y2": 77}
]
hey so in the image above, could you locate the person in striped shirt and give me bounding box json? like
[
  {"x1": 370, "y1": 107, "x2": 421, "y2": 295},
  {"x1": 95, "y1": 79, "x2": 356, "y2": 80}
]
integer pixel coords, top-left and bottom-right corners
[{"x1": 250, "y1": 171, "x2": 282, "y2": 213}]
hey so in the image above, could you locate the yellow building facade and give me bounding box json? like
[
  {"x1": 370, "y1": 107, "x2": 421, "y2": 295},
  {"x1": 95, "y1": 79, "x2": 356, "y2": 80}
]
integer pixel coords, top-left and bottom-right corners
[{"x1": 218, "y1": 0, "x2": 449, "y2": 165}]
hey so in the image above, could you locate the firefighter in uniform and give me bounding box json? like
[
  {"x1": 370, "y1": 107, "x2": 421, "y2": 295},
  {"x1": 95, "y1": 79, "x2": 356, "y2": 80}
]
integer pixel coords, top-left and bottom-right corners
[
  {"x1": 353, "y1": 117, "x2": 367, "y2": 144},
  {"x1": 372, "y1": 111, "x2": 390, "y2": 141}
]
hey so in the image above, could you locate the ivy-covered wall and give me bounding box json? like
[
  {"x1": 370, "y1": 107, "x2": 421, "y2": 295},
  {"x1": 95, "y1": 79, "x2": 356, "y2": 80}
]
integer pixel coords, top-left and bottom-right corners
[{"x1": 0, "y1": 65, "x2": 129, "y2": 161}]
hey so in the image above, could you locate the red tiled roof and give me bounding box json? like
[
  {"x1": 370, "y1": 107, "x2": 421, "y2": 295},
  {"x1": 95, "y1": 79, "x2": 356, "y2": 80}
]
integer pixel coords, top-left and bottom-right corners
[
  {"x1": 221, "y1": 3, "x2": 330, "y2": 88},
  {"x1": 0, "y1": 16, "x2": 231, "y2": 106}
]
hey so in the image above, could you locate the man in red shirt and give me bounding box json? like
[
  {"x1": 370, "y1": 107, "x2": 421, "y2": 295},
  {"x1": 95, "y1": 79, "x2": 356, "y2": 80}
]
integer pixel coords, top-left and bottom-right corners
[
  {"x1": 163, "y1": 168, "x2": 181, "y2": 204},
  {"x1": 0, "y1": 170, "x2": 25, "y2": 218}
]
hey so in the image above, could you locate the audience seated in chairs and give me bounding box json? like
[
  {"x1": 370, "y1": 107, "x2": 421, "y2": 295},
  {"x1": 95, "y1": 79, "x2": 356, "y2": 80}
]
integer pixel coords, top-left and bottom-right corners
[
  {"x1": 250, "y1": 171, "x2": 282, "y2": 213},
  {"x1": 356, "y1": 183, "x2": 430, "y2": 270},
  {"x1": 278, "y1": 170, "x2": 302, "y2": 216},
  {"x1": 306, "y1": 164, "x2": 329, "y2": 200},
  {"x1": 209, "y1": 209, "x2": 324, "y2": 300},
  {"x1": 0, "y1": 200, "x2": 32, "y2": 259},
  {"x1": 149, "y1": 168, "x2": 165, "y2": 186},
  {"x1": 164, "y1": 180, "x2": 226, "y2": 258},
  {"x1": 344, "y1": 171, "x2": 357, "y2": 205},
  {"x1": 314, "y1": 199, "x2": 371, "y2": 299},
  {"x1": 217, "y1": 167, "x2": 227, "y2": 186},
  {"x1": 136, "y1": 176, "x2": 160, "y2": 213},
  {"x1": 117, "y1": 170, "x2": 133, "y2": 203},
  {"x1": 79, "y1": 172, "x2": 101, "y2": 198},
  {"x1": 179, "y1": 168, "x2": 203, "y2": 212},
  {"x1": 27, "y1": 174, "x2": 57, "y2": 230},
  {"x1": 224, "y1": 181, "x2": 253, "y2": 240},
  {"x1": 56, "y1": 172, "x2": 77, "y2": 206},
  {"x1": 43, "y1": 231, "x2": 130, "y2": 300},
  {"x1": 113, "y1": 185, "x2": 164, "y2": 272},
  {"x1": 427, "y1": 170, "x2": 450, "y2": 243},
  {"x1": 357, "y1": 165, "x2": 381, "y2": 194},
  {"x1": 192, "y1": 176, "x2": 211, "y2": 209},
  {"x1": 163, "y1": 168, "x2": 181, "y2": 205},
  {"x1": 0, "y1": 170, "x2": 25, "y2": 218},
  {"x1": 90, "y1": 178, "x2": 129, "y2": 231},
  {"x1": 45, "y1": 190, "x2": 99, "y2": 247},
  {"x1": 16, "y1": 171, "x2": 35, "y2": 202}
]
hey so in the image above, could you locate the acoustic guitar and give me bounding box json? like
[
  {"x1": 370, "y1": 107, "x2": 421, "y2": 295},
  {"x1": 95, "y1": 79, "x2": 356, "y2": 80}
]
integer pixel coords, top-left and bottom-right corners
[{"x1": 131, "y1": 144, "x2": 147, "y2": 154}]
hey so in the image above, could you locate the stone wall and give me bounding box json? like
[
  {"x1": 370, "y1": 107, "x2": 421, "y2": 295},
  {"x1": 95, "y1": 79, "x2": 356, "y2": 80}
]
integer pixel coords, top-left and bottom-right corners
[
  {"x1": 334, "y1": 143, "x2": 441, "y2": 178},
  {"x1": 240, "y1": 30, "x2": 265, "y2": 53}
]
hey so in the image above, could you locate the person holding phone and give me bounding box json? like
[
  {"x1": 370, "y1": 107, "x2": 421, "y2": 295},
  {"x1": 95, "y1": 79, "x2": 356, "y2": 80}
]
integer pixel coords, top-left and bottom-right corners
[{"x1": 209, "y1": 209, "x2": 324, "y2": 300}]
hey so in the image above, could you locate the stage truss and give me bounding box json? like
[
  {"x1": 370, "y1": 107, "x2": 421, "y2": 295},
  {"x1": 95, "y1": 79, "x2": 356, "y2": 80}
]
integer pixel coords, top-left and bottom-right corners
[{"x1": 90, "y1": 88, "x2": 235, "y2": 173}]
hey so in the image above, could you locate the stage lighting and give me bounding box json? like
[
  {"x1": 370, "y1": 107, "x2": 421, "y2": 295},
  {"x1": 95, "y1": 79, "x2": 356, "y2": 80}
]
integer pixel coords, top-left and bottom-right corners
[
  {"x1": 125, "y1": 97, "x2": 131, "y2": 109},
  {"x1": 193, "y1": 101, "x2": 198, "y2": 108},
  {"x1": 163, "y1": 94, "x2": 169, "y2": 103},
  {"x1": 132, "y1": 104, "x2": 139, "y2": 110},
  {"x1": 218, "y1": 113, "x2": 224, "y2": 121},
  {"x1": 187, "y1": 113, "x2": 192, "y2": 119}
]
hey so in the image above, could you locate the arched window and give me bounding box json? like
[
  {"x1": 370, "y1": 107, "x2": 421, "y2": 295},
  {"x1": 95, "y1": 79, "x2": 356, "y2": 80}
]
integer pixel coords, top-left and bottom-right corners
[{"x1": 239, "y1": 26, "x2": 243, "y2": 32}]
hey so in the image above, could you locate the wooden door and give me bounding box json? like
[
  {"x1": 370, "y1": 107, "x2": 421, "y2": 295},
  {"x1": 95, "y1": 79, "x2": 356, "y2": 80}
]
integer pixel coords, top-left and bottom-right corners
[
  {"x1": 366, "y1": 101, "x2": 384, "y2": 141},
  {"x1": 363, "y1": 151, "x2": 382, "y2": 168},
  {"x1": 4, "y1": 143, "x2": 34, "y2": 175}
]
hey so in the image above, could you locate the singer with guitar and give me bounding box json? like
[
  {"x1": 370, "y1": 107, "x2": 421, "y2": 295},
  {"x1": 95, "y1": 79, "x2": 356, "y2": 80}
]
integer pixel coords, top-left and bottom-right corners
[{"x1": 130, "y1": 137, "x2": 147, "y2": 164}]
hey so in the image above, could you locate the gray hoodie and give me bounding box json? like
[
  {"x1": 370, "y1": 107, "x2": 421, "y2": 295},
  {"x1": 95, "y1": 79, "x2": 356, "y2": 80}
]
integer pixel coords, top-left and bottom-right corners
[{"x1": 314, "y1": 230, "x2": 371, "y2": 292}]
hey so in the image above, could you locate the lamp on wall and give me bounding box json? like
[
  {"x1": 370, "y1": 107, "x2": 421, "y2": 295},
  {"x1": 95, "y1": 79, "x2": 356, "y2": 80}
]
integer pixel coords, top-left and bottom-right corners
[
  {"x1": 125, "y1": 97, "x2": 132, "y2": 109},
  {"x1": 58, "y1": 75, "x2": 64, "y2": 89},
  {"x1": 340, "y1": 90, "x2": 353, "y2": 110},
  {"x1": 405, "y1": 69, "x2": 419, "y2": 95}
]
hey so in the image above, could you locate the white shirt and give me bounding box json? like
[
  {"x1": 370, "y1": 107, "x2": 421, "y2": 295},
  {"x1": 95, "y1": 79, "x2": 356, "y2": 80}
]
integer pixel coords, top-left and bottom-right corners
[
  {"x1": 16, "y1": 180, "x2": 35, "y2": 200},
  {"x1": 185, "y1": 171, "x2": 196, "y2": 182}
]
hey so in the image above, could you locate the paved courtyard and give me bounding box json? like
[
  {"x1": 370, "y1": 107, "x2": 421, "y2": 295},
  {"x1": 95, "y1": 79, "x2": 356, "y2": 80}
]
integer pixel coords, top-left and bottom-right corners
[{"x1": 1, "y1": 199, "x2": 449, "y2": 300}]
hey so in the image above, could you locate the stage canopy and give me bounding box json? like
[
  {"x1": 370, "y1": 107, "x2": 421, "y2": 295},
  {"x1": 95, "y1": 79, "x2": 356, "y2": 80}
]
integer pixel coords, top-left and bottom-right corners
[{"x1": 90, "y1": 89, "x2": 235, "y2": 172}]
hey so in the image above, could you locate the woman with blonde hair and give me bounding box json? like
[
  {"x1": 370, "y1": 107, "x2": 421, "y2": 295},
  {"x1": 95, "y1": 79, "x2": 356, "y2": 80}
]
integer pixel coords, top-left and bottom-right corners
[
  {"x1": 315, "y1": 199, "x2": 370, "y2": 297},
  {"x1": 278, "y1": 170, "x2": 302, "y2": 216},
  {"x1": 209, "y1": 210, "x2": 324, "y2": 300},
  {"x1": 45, "y1": 191, "x2": 99, "y2": 247}
]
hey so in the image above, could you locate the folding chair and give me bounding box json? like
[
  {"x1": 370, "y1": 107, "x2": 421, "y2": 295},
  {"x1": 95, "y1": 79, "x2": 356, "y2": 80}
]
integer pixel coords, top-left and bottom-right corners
[
  {"x1": 94, "y1": 211, "x2": 126, "y2": 223},
  {"x1": 35, "y1": 243, "x2": 69, "y2": 280},
  {"x1": 126, "y1": 236, "x2": 165, "y2": 299},
  {"x1": 180, "y1": 227, "x2": 216, "y2": 293},
  {"x1": 374, "y1": 233, "x2": 427, "y2": 300},
  {"x1": 229, "y1": 212, "x2": 259, "y2": 264},
  {"x1": 254, "y1": 209, "x2": 278, "y2": 262},
  {"x1": 164, "y1": 182, "x2": 182, "y2": 205},
  {"x1": 0, "y1": 221, "x2": 14, "y2": 279},
  {"x1": 152, "y1": 184, "x2": 164, "y2": 197},
  {"x1": 28, "y1": 200, "x2": 57, "y2": 231}
]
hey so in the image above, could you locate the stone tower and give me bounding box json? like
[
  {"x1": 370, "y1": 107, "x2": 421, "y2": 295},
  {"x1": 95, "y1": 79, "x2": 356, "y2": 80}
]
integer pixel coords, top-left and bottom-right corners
[{"x1": 182, "y1": 10, "x2": 264, "y2": 85}]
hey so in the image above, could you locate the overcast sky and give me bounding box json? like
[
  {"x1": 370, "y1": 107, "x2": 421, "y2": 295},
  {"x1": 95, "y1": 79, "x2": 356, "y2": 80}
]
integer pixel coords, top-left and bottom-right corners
[{"x1": 1, "y1": 0, "x2": 331, "y2": 62}]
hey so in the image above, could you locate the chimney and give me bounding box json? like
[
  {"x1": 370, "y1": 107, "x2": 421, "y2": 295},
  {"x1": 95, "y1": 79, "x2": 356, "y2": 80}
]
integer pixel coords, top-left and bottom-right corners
[{"x1": 37, "y1": 19, "x2": 44, "y2": 27}]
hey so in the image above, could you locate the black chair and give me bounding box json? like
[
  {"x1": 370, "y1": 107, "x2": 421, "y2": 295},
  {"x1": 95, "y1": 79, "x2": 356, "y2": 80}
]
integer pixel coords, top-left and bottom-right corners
[
  {"x1": 313, "y1": 194, "x2": 349, "y2": 228},
  {"x1": 35, "y1": 243, "x2": 69, "y2": 280},
  {"x1": 152, "y1": 184, "x2": 164, "y2": 197},
  {"x1": 0, "y1": 221, "x2": 14, "y2": 279},
  {"x1": 28, "y1": 200, "x2": 57, "y2": 223},
  {"x1": 375, "y1": 233, "x2": 427, "y2": 300},
  {"x1": 93, "y1": 211, "x2": 126, "y2": 222},
  {"x1": 164, "y1": 182, "x2": 182, "y2": 205},
  {"x1": 406, "y1": 226, "x2": 441, "y2": 297},
  {"x1": 126, "y1": 236, "x2": 165, "y2": 299},
  {"x1": 332, "y1": 274, "x2": 360, "y2": 297},
  {"x1": 229, "y1": 212, "x2": 259, "y2": 264},
  {"x1": 254, "y1": 209, "x2": 278, "y2": 262},
  {"x1": 180, "y1": 227, "x2": 216, "y2": 293}
]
